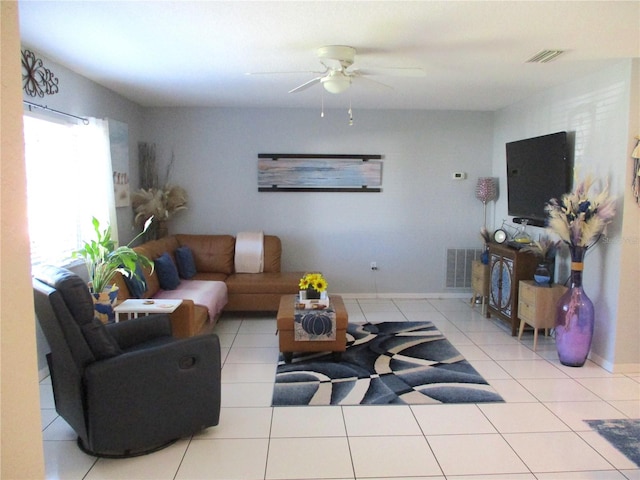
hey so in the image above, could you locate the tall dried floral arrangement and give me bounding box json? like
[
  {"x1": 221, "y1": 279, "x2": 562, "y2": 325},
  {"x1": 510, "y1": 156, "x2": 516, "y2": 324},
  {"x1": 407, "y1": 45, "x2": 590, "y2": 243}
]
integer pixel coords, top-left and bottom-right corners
[
  {"x1": 131, "y1": 186, "x2": 187, "y2": 224},
  {"x1": 545, "y1": 174, "x2": 616, "y2": 367},
  {"x1": 545, "y1": 175, "x2": 616, "y2": 248},
  {"x1": 132, "y1": 146, "x2": 187, "y2": 238}
]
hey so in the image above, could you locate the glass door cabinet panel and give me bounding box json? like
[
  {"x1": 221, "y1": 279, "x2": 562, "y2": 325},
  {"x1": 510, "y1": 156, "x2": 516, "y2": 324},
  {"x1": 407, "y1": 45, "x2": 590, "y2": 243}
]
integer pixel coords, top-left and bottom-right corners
[{"x1": 487, "y1": 243, "x2": 538, "y2": 335}]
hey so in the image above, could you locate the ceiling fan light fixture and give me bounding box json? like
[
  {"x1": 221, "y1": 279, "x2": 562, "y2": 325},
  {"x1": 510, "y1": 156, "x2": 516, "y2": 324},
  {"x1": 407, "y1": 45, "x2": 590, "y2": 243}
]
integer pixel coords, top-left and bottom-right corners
[{"x1": 321, "y1": 74, "x2": 351, "y2": 94}]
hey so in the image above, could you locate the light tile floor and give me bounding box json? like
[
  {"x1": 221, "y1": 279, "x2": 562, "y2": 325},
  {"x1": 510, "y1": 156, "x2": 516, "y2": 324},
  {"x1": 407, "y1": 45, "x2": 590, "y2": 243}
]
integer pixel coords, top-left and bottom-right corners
[{"x1": 40, "y1": 297, "x2": 640, "y2": 479}]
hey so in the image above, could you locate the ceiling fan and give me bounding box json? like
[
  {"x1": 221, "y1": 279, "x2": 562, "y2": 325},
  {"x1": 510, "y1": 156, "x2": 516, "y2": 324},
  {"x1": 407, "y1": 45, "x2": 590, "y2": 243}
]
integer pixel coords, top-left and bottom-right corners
[{"x1": 248, "y1": 45, "x2": 425, "y2": 95}]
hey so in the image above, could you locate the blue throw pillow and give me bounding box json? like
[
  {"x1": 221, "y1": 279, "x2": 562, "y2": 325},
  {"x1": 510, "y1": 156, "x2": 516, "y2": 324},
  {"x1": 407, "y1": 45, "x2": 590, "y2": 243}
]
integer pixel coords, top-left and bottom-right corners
[
  {"x1": 122, "y1": 262, "x2": 147, "y2": 298},
  {"x1": 175, "y1": 246, "x2": 197, "y2": 279},
  {"x1": 155, "y1": 252, "x2": 180, "y2": 290}
]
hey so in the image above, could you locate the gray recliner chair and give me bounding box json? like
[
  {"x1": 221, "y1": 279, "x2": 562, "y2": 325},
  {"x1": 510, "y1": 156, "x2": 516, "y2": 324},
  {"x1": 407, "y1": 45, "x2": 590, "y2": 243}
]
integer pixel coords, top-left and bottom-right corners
[{"x1": 33, "y1": 265, "x2": 221, "y2": 457}]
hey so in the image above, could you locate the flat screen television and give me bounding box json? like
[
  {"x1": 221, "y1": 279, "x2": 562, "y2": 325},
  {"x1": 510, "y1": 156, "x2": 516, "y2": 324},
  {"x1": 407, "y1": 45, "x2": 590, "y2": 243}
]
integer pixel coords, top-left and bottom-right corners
[{"x1": 506, "y1": 131, "x2": 573, "y2": 227}]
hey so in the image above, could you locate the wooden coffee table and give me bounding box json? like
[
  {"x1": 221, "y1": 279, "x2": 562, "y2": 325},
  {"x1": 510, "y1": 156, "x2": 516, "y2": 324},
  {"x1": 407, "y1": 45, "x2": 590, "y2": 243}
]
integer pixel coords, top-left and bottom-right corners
[{"x1": 276, "y1": 294, "x2": 348, "y2": 363}]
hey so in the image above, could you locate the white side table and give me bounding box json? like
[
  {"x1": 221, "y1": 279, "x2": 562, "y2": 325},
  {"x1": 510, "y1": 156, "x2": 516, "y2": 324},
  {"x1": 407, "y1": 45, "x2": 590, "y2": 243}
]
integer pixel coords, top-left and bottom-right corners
[{"x1": 114, "y1": 299, "x2": 183, "y2": 322}]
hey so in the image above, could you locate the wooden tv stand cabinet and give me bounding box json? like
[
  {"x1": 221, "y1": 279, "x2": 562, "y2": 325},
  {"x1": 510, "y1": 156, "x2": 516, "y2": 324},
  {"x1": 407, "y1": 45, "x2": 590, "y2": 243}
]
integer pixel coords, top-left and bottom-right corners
[{"x1": 487, "y1": 243, "x2": 538, "y2": 335}]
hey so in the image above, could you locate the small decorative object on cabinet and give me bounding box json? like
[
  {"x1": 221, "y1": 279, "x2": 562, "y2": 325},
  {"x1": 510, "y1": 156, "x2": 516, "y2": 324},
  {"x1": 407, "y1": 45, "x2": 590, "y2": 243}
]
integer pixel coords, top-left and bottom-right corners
[
  {"x1": 487, "y1": 243, "x2": 538, "y2": 335},
  {"x1": 479, "y1": 228, "x2": 491, "y2": 264},
  {"x1": 521, "y1": 236, "x2": 560, "y2": 286},
  {"x1": 533, "y1": 263, "x2": 552, "y2": 286},
  {"x1": 470, "y1": 260, "x2": 489, "y2": 317},
  {"x1": 493, "y1": 229, "x2": 507, "y2": 244},
  {"x1": 518, "y1": 280, "x2": 567, "y2": 350}
]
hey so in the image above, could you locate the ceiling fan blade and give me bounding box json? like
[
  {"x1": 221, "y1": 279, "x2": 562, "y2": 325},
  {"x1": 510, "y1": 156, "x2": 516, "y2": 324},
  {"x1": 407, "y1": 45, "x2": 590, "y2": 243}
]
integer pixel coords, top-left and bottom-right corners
[
  {"x1": 288, "y1": 77, "x2": 323, "y2": 93},
  {"x1": 245, "y1": 70, "x2": 325, "y2": 76},
  {"x1": 352, "y1": 75, "x2": 394, "y2": 91},
  {"x1": 351, "y1": 66, "x2": 426, "y2": 77}
]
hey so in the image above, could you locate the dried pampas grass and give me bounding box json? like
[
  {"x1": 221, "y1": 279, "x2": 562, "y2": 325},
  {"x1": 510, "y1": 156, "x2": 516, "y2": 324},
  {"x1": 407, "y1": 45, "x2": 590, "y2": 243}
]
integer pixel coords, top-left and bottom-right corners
[
  {"x1": 545, "y1": 175, "x2": 616, "y2": 248},
  {"x1": 132, "y1": 185, "x2": 187, "y2": 226}
]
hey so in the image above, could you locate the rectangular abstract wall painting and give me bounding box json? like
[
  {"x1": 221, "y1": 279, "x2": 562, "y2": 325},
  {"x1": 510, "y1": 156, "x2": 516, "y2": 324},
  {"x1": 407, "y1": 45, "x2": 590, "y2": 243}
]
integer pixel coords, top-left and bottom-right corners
[{"x1": 258, "y1": 154, "x2": 382, "y2": 192}]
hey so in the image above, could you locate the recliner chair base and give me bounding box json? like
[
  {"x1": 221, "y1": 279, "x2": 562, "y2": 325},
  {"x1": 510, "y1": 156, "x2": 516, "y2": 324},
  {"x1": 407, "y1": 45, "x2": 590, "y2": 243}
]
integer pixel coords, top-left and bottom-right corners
[{"x1": 76, "y1": 436, "x2": 179, "y2": 458}]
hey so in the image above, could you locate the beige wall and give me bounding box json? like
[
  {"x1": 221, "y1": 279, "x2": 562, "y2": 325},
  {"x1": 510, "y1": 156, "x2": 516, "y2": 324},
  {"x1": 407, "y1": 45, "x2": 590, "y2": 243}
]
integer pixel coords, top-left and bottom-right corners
[
  {"x1": 614, "y1": 58, "x2": 640, "y2": 369},
  {"x1": 1, "y1": 1, "x2": 46, "y2": 477}
]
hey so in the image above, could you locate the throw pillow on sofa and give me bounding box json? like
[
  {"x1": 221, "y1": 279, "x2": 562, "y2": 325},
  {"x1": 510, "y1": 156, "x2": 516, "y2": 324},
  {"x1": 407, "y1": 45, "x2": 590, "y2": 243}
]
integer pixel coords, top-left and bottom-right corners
[
  {"x1": 175, "y1": 246, "x2": 197, "y2": 279},
  {"x1": 155, "y1": 252, "x2": 181, "y2": 290},
  {"x1": 122, "y1": 262, "x2": 147, "y2": 298}
]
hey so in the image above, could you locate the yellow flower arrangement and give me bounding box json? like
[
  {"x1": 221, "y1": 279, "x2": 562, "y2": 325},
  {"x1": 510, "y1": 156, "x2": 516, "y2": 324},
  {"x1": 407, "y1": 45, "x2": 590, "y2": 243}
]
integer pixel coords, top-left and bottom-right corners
[{"x1": 299, "y1": 272, "x2": 328, "y2": 293}]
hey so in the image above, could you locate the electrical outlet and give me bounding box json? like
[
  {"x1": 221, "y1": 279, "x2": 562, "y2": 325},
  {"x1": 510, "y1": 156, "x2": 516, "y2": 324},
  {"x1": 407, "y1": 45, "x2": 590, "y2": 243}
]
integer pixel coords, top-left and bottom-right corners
[{"x1": 370, "y1": 262, "x2": 378, "y2": 271}]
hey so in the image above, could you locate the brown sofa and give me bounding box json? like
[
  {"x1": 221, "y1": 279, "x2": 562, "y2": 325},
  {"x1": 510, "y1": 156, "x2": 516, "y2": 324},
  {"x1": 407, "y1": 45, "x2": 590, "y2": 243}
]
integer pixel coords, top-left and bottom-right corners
[{"x1": 114, "y1": 234, "x2": 304, "y2": 338}]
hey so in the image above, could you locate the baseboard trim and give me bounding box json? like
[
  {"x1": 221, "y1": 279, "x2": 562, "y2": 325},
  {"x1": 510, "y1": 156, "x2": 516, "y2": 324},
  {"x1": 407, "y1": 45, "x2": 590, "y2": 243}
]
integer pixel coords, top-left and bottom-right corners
[
  {"x1": 339, "y1": 292, "x2": 470, "y2": 300},
  {"x1": 589, "y1": 352, "x2": 640, "y2": 374}
]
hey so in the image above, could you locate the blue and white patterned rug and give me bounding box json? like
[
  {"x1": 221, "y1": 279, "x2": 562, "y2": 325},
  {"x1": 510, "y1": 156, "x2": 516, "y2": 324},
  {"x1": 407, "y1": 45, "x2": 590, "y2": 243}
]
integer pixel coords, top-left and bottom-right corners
[
  {"x1": 586, "y1": 419, "x2": 640, "y2": 467},
  {"x1": 272, "y1": 321, "x2": 504, "y2": 406}
]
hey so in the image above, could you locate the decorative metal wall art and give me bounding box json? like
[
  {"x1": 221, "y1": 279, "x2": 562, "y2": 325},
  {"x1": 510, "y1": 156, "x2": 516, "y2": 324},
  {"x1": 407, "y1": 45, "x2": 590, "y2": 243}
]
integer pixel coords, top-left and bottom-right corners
[
  {"x1": 258, "y1": 154, "x2": 383, "y2": 192},
  {"x1": 21, "y1": 49, "x2": 59, "y2": 98}
]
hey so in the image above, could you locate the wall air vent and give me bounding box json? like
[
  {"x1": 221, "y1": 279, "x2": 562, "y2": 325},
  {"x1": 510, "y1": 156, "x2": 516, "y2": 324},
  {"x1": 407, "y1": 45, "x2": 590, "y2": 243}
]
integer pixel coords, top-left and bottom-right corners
[
  {"x1": 446, "y1": 248, "x2": 483, "y2": 289},
  {"x1": 526, "y1": 50, "x2": 565, "y2": 63}
]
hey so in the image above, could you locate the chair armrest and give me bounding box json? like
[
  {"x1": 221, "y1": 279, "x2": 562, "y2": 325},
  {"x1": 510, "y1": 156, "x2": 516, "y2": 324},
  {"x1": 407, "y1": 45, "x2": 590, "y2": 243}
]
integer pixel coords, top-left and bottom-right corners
[
  {"x1": 83, "y1": 334, "x2": 221, "y2": 448},
  {"x1": 106, "y1": 314, "x2": 172, "y2": 350},
  {"x1": 85, "y1": 334, "x2": 220, "y2": 393}
]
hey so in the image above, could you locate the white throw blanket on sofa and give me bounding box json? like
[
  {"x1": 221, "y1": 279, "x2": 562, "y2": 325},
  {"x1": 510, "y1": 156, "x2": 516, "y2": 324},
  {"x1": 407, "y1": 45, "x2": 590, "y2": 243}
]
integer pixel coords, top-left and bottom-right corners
[
  {"x1": 154, "y1": 280, "x2": 228, "y2": 319},
  {"x1": 234, "y1": 231, "x2": 264, "y2": 273}
]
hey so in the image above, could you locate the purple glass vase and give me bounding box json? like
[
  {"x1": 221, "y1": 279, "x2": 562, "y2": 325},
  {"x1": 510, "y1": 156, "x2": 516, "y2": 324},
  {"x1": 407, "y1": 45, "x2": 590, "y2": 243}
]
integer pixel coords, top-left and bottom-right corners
[{"x1": 555, "y1": 246, "x2": 594, "y2": 367}]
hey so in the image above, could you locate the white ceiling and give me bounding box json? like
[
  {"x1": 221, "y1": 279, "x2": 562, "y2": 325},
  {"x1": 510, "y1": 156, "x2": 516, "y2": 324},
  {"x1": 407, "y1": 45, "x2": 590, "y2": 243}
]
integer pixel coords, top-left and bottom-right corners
[{"x1": 18, "y1": 1, "x2": 640, "y2": 111}]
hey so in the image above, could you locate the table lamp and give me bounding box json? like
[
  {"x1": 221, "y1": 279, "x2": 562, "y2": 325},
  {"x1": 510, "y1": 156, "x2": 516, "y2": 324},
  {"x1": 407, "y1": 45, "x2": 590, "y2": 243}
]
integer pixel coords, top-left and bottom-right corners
[{"x1": 475, "y1": 177, "x2": 497, "y2": 230}]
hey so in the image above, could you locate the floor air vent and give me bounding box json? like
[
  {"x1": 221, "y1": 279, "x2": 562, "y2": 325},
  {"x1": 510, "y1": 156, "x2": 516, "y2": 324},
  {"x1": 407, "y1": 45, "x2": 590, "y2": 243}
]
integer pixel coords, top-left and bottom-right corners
[{"x1": 446, "y1": 248, "x2": 483, "y2": 288}]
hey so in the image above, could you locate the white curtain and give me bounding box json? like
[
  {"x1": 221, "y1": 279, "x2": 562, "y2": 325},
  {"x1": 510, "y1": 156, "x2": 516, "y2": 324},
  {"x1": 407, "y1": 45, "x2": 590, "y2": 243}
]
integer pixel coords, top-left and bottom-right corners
[
  {"x1": 24, "y1": 114, "x2": 117, "y2": 267},
  {"x1": 77, "y1": 117, "x2": 118, "y2": 244}
]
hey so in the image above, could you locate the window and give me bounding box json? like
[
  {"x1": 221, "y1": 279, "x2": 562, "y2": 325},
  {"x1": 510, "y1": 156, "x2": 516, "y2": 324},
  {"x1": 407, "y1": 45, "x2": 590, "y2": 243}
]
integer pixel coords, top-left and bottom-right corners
[{"x1": 23, "y1": 114, "x2": 116, "y2": 268}]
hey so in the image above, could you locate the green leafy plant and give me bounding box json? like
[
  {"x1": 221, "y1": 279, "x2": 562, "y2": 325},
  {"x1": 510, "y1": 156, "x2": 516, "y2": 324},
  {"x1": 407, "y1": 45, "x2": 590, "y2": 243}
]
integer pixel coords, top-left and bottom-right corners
[{"x1": 74, "y1": 216, "x2": 154, "y2": 293}]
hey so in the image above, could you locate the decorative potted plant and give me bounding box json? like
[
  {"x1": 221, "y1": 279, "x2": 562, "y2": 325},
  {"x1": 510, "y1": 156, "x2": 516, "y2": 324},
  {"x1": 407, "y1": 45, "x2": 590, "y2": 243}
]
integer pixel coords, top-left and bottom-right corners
[
  {"x1": 74, "y1": 216, "x2": 154, "y2": 323},
  {"x1": 521, "y1": 236, "x2": 561, "y2": 286},
  {"x1": 479, "y1": 227, "x2": 491, "y2": 264},
  {"x1": 299, "y1": 272, "x2": 328, "y2": 300},
  {"x1": 545, "y1": 175, "x2": 616, "y2": 366},
  {"x1": 131, "y1": 185, "x2": 187, "y2": 239},
  {"x1": 131, "y1": 151, "x2": 188, "y2": 240}
]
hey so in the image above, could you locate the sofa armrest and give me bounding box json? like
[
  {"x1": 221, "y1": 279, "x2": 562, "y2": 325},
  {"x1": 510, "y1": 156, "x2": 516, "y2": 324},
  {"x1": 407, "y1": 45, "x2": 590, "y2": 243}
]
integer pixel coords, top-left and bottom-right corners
[
  {"x1": 263, "y1": 235, "x2": 282, "y2": 273},
  {"x1": 168, "y1": 300, "x2": 204, "y2": 338},
  {"x1": 106, "y1": 314, "x2": 173, "y2": 350}
]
